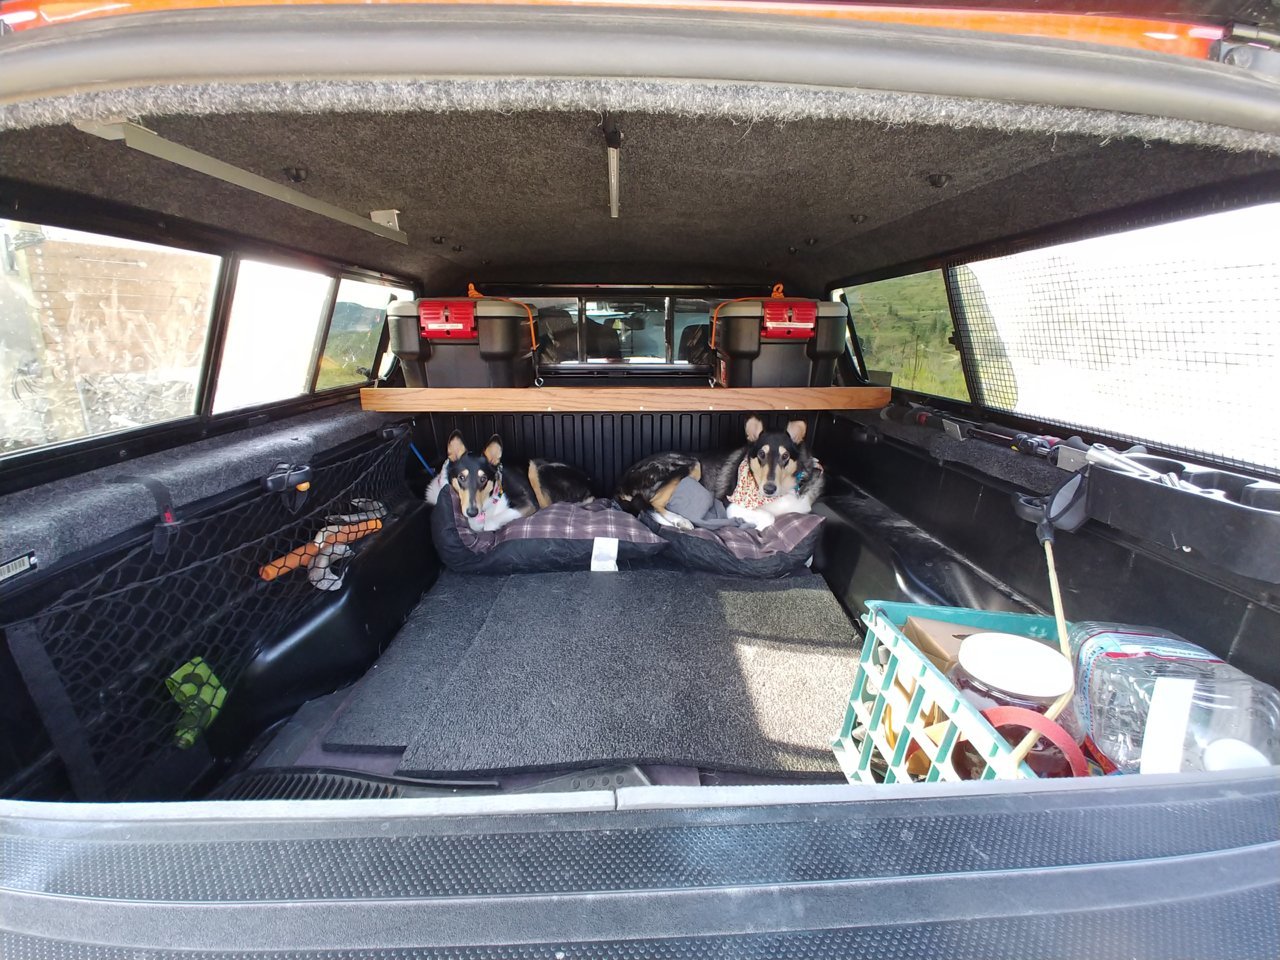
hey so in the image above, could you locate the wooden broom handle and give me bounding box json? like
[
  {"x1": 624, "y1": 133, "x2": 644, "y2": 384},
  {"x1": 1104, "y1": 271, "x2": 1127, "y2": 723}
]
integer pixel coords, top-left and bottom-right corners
[{"x1": 1007, "y1": 538, "x2": 1076, "y2": 768}]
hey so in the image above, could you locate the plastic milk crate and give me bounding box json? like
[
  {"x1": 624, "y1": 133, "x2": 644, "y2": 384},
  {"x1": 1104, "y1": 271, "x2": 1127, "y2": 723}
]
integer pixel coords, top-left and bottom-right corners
[{"x1": 832, "y1": 601, "x2": 1061, "y2": 783}]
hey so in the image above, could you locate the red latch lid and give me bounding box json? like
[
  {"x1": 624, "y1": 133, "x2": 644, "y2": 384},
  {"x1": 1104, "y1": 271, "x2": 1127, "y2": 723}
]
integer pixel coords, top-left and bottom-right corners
[
  {"x1": 762, "y1": 301, "x2": 817, "y2": 340},
  {"x1": 419, "y1": 300, "x2": 478, "y2": 340}
]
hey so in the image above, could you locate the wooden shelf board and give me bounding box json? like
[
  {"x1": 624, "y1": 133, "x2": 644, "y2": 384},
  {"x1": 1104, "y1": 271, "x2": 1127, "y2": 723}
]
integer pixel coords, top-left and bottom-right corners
[{"x1": 360, "y1": 386, "x2": 890, "y2": 413}]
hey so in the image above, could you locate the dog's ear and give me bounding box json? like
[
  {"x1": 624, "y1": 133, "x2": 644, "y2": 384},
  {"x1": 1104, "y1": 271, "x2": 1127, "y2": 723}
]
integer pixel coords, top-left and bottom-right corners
[
  {"x1": 446, "y1": 431, "x2": 467, "y2": 463},
  {"x1": 785, "y1": 420, "x2": 807, "y2": 446},
  {"x1": 483, "y1": 435, "x2": 503, "y2": 467},
  {"x1": 744, "y1": 416, "x2": 765, "y2": 443}
]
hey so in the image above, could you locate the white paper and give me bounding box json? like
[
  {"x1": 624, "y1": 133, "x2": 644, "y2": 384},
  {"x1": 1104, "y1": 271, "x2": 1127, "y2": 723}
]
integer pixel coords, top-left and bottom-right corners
[
  {"x1": 590, "y1": 536, "x2": 619, "y2": 572},
  {"x1": 1139, "y1": 677, "x2": 1196, "y2": 774}
]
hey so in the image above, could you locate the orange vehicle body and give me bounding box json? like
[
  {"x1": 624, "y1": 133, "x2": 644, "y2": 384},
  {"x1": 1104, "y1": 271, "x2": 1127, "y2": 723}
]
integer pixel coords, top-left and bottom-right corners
[{"x1": 0, "y1": 0, "x2": 1222, "y2": 59}]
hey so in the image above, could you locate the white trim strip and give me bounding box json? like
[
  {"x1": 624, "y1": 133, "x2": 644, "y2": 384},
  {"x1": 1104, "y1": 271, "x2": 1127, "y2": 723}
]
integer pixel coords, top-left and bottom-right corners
[{"x1": 74, "y1": 119, "x2": 409, "y2": 244}]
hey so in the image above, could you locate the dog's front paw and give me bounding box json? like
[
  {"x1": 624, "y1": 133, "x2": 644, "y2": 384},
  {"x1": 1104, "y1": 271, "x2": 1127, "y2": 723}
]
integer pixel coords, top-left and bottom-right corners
[
  {"x1": 651, "y1": 509, "x2": 694, "y2": 530},
  {"x1": 666, "y1": 511, "x2": 695, "y2": 531},
  {"x1": 727, "y1": 504, "x2": 773, "y2": 530}
]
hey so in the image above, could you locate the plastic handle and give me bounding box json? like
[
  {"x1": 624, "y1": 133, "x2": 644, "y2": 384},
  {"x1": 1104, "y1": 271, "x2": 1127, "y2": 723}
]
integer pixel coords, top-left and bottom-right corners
[
  {"x1": 259, "y1": 519, "x2": 382, "y2": 581},
  {"x1": 981, "y1": 706, "x2": 1089, "y2": 777},
  {"x1": 710, "y1": 285, "x2": 786, "y2": 349}
]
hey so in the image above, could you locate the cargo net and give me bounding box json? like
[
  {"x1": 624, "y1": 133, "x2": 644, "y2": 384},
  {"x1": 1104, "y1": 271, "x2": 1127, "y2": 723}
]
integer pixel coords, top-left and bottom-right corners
[
  {"x1": 949, "y1": 203, "x2": 1280, "y2": 478},
  {"x1": 4, "y1": 436, "x2": 410, "y2": 800}
]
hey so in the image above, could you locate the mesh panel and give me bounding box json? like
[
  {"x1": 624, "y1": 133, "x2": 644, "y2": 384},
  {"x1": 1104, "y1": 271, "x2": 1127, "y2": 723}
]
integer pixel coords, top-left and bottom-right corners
[
  {"x1": 2, "y1": 435, "x2": 410, "y2": 800},
  {"x1": 949, "y1": 202, "x2": 1280, "y2": 477}
]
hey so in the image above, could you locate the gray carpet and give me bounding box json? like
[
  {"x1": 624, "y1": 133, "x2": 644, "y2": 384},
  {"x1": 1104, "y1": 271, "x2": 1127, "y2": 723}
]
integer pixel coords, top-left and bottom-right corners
[
  {"x1": 323, "y1": 572, "x2": 508, "y2": 752},
  {"x1": 391, "y1": 570, "x2": 859, "y2": 777}
]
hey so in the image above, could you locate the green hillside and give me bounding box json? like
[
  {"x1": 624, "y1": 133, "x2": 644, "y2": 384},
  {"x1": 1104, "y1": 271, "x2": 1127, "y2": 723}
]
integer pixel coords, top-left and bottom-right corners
[{"x1": 842, "y1": 270, "x2": 969, "y2": 401}]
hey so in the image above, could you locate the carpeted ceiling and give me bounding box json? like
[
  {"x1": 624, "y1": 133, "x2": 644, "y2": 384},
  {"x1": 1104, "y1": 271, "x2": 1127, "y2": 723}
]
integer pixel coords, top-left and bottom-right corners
[{"x1": 1, "y1": 110, "x2": 1277, "y2": 292}]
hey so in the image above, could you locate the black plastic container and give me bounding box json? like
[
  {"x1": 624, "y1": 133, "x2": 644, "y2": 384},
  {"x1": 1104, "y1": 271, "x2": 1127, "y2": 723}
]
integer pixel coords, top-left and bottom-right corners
[
  {"x1": 713, "y1": 299, "x2": 847, "y2": 387},
  {"x1": 388, "y1": 298, "x2": 536, "y2": 388}
]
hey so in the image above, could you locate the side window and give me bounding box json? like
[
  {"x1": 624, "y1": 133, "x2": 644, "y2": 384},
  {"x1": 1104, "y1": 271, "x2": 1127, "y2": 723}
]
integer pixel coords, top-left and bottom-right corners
[
  {"x1": 316, "y1": 277, "x2": 414, "y2": 390},
  {"x1": 839, "y1": 270, "x2": 970, "y2": 401},
  {"x1": 212, "y1": 260, "x2": 333, "y2": 414},
  {"x1": 949, "y1": 202, "x2": 1280, "y2": 473},
  {"x1": 0, "y1": 220, "x2": 221, "y2": 456}
]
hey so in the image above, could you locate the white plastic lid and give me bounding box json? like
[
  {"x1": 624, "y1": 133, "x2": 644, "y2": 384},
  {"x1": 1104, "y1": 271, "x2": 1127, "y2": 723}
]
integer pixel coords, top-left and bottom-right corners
[
  {"x1": 957, "y1": 632, "x2": 1074, "y2": 700},
  {"x1": 1201, "y1": 738, "x2": 1271, "y2": 771}
]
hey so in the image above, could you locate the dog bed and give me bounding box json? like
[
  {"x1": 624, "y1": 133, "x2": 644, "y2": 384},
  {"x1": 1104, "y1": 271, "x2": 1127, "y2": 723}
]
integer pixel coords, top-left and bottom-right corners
[
  {"x1": 636, "y1": 477, "x2": 824, "y2": 577},
  {"x1": 642, "y1": 511, "x2": 824, "y2": 577},
  {"x1": 431, "y1": 488, "x2": 667, "y2": 574}
]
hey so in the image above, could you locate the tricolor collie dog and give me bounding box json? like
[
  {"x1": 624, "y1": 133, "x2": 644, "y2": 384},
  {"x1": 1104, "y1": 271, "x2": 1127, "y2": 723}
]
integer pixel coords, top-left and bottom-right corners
[
  {"x1": 427, "y1": 431, "x2": 593, "y2": 532},
  {"x1": 617, "y1": 416, "x2": 823, "y2": 530}
]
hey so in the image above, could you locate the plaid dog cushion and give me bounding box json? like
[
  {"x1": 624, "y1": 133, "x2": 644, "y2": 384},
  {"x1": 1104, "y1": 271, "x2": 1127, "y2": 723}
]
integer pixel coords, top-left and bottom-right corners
[
  {"x1": 642, "y1": 511, "x2": 824, "y2": 578},
  {"x1": 432, "y1": 489, "x2": 667, "y2": 574}
]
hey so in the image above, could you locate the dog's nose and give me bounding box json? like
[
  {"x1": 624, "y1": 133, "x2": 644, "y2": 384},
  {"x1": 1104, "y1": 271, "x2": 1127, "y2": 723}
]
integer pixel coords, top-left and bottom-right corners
[
  {"x1": 465, "y1": 506, "x2": 479, "y2": 517},
  {"x1": 762, "y1": 482, "x2": 777, "y2": 496}
]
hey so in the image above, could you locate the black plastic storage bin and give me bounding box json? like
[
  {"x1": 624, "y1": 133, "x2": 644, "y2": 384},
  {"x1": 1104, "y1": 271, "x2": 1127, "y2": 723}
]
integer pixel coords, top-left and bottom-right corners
[
  {"x1": 713, "y1": 299, "x2": 848, "y2": 387},
  {"x1": 388, "y1": 298, "x2": 536, "y2": 388}
]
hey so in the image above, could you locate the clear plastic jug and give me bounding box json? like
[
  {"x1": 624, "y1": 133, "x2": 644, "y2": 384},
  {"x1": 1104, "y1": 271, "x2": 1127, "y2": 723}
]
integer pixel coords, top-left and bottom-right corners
[{"x1": 1068, "y1": 622, "x2": 1280, "y2": 774}]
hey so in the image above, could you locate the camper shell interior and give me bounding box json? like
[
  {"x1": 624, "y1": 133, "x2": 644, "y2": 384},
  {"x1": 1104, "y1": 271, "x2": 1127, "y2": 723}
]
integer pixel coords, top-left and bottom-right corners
[{"x1": 0, "y1": 4, "x2": 1278, "y2": 956}]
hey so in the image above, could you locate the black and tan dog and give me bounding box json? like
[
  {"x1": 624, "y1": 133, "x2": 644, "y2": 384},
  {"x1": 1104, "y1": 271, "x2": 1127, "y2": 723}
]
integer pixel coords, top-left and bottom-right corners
[
  {"x1": 427, "y1": 431, "x2": 593, "y2": 532},
  {"x1": 616, "y1": 415, "x2": 823, "y2": 530}
]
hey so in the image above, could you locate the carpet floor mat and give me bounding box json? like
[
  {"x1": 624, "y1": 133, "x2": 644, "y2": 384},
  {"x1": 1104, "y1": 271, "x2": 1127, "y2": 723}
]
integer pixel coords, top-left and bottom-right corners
[
  {"x1": 322, "y1": 571, "x2": 508, "y2": 751},
  {"x1": 392, "y1": 570, "x2": 860, "y2": 777}
]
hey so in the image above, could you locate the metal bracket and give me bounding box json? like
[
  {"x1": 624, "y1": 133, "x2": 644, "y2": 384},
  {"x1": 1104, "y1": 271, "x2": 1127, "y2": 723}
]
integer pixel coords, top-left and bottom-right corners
[{"x1": 1051, "y1": 445, "x2": 1090, "y2": 473}]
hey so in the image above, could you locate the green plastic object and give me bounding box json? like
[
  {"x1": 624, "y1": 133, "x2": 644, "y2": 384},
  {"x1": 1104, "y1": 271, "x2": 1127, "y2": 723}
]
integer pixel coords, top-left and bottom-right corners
[
  {"x1": 165, "y1": 657, "x2": 226, "y2": 749},
  {"x1": 832, "y1": 601, "x2": 1059, "y2": 783}
]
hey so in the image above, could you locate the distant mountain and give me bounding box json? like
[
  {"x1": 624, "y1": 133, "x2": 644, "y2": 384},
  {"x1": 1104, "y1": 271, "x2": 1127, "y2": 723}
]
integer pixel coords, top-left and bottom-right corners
[{"x1": 329, "y1": 302, "x2": 385, "y2": 333}]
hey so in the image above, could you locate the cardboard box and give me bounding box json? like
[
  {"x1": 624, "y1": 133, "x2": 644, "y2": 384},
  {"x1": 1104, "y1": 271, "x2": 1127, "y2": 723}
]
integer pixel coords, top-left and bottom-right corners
[{"x1": 901, "y1": 616, "x2": 988, "y2": 674}]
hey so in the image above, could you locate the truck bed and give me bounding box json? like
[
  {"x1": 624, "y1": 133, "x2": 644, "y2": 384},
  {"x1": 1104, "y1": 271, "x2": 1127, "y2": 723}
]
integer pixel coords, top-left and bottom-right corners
[{"x1": 256, "y1": 569, "x2": 862, "y2": 782}]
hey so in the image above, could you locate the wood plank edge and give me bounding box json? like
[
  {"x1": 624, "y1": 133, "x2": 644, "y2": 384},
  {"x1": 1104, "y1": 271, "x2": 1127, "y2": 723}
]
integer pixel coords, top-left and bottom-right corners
[{"x1": 360, "y1": 386, "x2": 890, "y2": 413}]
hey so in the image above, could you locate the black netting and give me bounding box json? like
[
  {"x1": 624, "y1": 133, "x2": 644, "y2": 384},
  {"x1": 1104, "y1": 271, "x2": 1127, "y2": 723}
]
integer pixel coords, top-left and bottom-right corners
[
  {"x1": 948, "y1": 201, "x2": 1280, "y2": 477},
  {"x1": 2, "y1": 436, "x2": 410, "y2": 800}
]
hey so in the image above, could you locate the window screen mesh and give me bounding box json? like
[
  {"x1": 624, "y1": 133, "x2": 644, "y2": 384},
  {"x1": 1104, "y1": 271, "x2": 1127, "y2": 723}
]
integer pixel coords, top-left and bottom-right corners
[{"x1": 950, "y1": 202, "x2": 1280, "y2": 477}]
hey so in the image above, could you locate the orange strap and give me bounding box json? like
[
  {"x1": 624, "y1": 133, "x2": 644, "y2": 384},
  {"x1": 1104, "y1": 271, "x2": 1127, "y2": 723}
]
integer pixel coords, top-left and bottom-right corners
[
  {"x1": 709, "y1": 283, "x2": 787, "y2": 349},
  {"x1": 468, "y1": 282, "x2": 538, "y2": 352}
]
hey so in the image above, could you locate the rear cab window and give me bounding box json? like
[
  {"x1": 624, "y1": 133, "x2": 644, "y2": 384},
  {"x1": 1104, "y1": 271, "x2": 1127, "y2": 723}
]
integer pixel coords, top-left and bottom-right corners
[{"x1": 532, "y1": 296, "x2": 720, "y2": 368}]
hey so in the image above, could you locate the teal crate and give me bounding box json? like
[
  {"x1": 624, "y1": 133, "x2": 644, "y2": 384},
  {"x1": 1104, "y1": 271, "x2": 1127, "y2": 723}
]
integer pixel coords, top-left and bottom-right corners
[{"x1": 832, "y1": 601, "x2": 1060, "y2": 783}]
